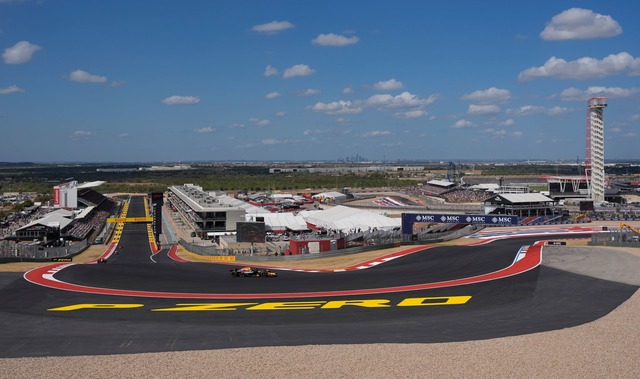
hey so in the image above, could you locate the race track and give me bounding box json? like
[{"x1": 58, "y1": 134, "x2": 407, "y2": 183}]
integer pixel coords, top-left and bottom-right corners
[{"x1": 0, "y1": 196, "x2": 637, "y2": 358}]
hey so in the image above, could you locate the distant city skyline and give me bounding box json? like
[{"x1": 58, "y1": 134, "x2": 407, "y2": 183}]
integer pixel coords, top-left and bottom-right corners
[{"x1": 1, "y1": 1, "x2": 639, "y2": 162}]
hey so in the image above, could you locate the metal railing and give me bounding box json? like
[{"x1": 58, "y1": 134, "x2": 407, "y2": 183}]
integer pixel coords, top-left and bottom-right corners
[
  {"x1": 178, "y1": 238, "x2": 270, "y2": 256},
  {"x1": 590, "y1": 229, "x2": 640, "y2": 248},
  {"x1": 0, "y1": 239, "x2": 90, "y2": 263}
]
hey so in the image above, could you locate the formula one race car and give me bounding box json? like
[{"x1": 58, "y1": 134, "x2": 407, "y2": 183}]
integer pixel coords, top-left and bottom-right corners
[{"x1": 230, "y1": 267, "x2": 277, "y2": 278}]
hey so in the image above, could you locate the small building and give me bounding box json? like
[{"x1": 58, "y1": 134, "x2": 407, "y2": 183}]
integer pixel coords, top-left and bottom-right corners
[
  {"x1": 288, "y1": 237, "x2": 346, "y2": 255},
  {"x1": 483, "y1": 193, "x2": 555, "y2": 218}
]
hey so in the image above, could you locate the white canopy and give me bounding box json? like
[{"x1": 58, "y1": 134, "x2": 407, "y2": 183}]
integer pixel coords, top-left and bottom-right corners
[
  {"x1": 301, "y1": 205, "x2": 401, "y2": 232},
  {"x1": 246, "y1": 212, "x2": 309, "y2": 232}
]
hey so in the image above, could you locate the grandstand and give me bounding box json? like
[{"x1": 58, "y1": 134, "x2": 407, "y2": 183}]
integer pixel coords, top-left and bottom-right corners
[
  {"x1": 419, "y1": 180, "x2": 456, "y2": 196},
  {"x1": 12, "y1": 184, "x2": 116, "y2": 243},
  {"x1": 483, "y1": 193, "x2": 555, "y2": 218},
  {"x1": 440, "y1": 188, "x2": 493, "y2": 204}
]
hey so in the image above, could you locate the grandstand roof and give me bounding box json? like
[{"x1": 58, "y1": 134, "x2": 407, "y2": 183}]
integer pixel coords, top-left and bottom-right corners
[
  {"x1": 77, "y1": 181, "x2": 106, "y2": 189},
  {"x1": 487, "y1": 193, "x2": 554, "y2": 204},
  {"x1": 469, "y1": 183, "x2": 499, "y2": 191},
  {"x1": 75, "y1": 205, "x2": 95, "y2": 219},
  {"x1": 427, "y1": 180, "x2": 456, "y2": 188},
  {"x1": 17, "y1": 212, "x2": 73, "y2": 231},
  {"x1": 541, "y1": 176, "x2": 589, "y2": 182}
]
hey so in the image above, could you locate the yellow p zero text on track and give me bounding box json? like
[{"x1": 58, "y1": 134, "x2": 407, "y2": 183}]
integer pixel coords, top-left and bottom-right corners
[{"x1": 49, "y1": 296, "x2": 472, "y2": 312}]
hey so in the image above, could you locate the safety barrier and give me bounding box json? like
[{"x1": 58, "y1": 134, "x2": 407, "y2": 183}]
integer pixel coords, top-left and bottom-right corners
[
  {"x1": 590, "y1": 229, "x2": 640, "y2": 248},
  {"x1": 0, "y1": 239, "x2": 90, "y2": 263}
]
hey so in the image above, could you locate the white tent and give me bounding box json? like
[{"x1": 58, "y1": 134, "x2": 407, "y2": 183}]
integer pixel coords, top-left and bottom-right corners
[
  {"x1": 246, "y1": 212, "x2": 309, "y2": 232},
  {"x1": 301, "y1": 205, "x2": 400, "y2": 232}
]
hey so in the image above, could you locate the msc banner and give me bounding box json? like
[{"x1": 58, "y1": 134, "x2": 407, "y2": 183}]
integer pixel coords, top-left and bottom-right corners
[
  {"x1": 401, "y1": 213, "x2": 518, "y2": 239},
  {"x1": 403, "y1": 213, "x2": 518, "y2": 226}
]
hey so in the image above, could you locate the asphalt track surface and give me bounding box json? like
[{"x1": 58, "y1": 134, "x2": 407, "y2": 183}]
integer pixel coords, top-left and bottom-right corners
[{"x1": 0, "y1": 197, "x2": 637, "y2": 358}]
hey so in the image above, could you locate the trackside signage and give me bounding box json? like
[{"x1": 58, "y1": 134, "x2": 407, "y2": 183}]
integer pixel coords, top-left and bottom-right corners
[
  {"x1": 401, "y1": 213, "x2": 518, "y2": 240},
  {"x1": 403, "y1": 213, "x2": 517, "y2": 226}
]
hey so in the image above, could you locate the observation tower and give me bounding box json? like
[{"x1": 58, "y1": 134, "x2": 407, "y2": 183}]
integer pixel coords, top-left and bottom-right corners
[{"x1": 585, "y1": 97, "x2": 607, "y2": 202}]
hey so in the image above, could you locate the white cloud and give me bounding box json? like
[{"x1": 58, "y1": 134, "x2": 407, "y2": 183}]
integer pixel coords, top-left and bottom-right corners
[
  {"x1": 483, "y1": 128, "x2": 523, "y2": 138},
  {"x1": 71, "y1": 130, "x2": 95, "y2": 140},
  {"x1": 228, "y1": 123, "x2": 245, "y2": 129},
  {"x1": 632, "y1": 115, "x2": 640, "y2": 121},
  {"x1": 69, "y1": 69, "x2": 107, "y2": 84},
  {"x1": 299, "y1": 89, "x2": 320, "y2": 96},
  {"x1": 342, "y1": 86, "x2": 354, "y2": 94},
  {"x1": 518, "y1": 52, "x2": 640, "y2": 81},
  {"x1": 265, "y1": 91, "x2": 281, "y2": 99},
  {"x1": 558, "y1": 86, "x2": 640, "y2": 101},
  {"x1": 467, "y1": 104, "x2": 500, "y2": 115},
  {"x1": 283, "y1": 64, "x2": 315, "y2": 78},
  {"x1": 162, "y1": 95, "x2": 200, "y2": 105},
  {"x1": 250, "y1": 118, "x2": 271, "y2": 127},
  {"x1": 262, "y1": 138, "x2": 288, "y2": 145},
  {"x1": 452, "y1": 119, "x2": 473, "y2": 128},
  {"x1": 194, "y1": 126, "x2": 216, "y2": 133},
  {"x1": 264, "y1": 65, "x2": 279, "y2": 77},
  {"x1": 312, "y1": 33, "x2": 359, "y2": 46},
  {"x1": 506, "y1": 105, "x2": 574, "y2": 116},
  {"x1": 119, "y1": 133, "x2": 129, "y2": 138},
  {"x1": 363, "y1": 130, "x2": 391, "y2": 138},
  {"x1": 461, "y1": 87, "x2": 511, "y2": 103},
  {"x1": 501, "y1": 119, "x2": 515, "y2": 127},
  {"x1": 372, "y1": 78, "x2": 403, "y2": 91},
  {"x1": 275, "y1": 111, "x2": 286, "y2": 117},
  {"x1": 0, "y1": 85, "x2": 24, "y2": 94},
  {"x1": 506, "y1": 105, "x2": 547, "y2": 116},
  {"x1": 311, "y1": 91, "x2": 437, "y2": 117},
  {"x1": 252, "y1": 20, "x2": 294, "y2": 34},
  {"x1": 366, "y1": 92, "x2": 437, "y2": 109},
  {"x1": 310, "y1": 100, "x2": 362, "y2": 115},
  {"x1": 395, "y1": 109, "x2": 426, "y2": 119},
  {"x1": 540, "y1": 8, "x2": 622, "y2": 40},
  {"x1": 547, "y1": 106, "x2": 573, "y2": 116},
  {"x1": 2, "y1": 40, "x2": 41, "y2": 64}
]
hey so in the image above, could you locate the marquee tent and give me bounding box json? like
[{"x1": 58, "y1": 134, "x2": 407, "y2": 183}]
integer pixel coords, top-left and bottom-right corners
[{"x1": 300, "y1": 205, "x2": 401, "y2": 232}]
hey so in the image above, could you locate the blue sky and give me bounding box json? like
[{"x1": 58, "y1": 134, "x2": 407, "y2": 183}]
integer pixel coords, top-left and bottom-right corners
[{"x1": 1, "y1": 1, "x2": 639, "y2": 163}]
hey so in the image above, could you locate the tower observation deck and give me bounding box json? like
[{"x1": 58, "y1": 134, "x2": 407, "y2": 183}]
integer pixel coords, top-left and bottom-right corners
[{"x1": 585, "y1": 97, "x2": 607, "y2": 202}]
